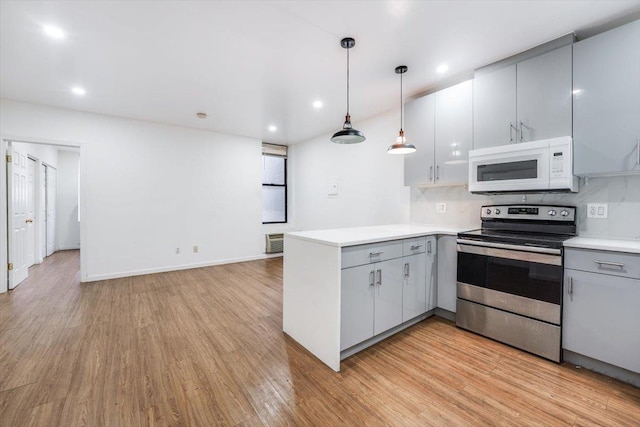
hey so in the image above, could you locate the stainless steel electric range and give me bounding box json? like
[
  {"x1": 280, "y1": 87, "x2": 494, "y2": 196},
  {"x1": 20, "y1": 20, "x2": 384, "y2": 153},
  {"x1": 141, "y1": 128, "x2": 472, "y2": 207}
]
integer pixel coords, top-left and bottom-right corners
[{"x1": 456, "y1": 204, "x2": 576, "y2": 362}]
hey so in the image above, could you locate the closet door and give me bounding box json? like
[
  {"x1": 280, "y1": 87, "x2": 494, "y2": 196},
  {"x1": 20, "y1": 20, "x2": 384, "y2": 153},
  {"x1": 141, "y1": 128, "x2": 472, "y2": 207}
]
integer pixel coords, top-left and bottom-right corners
[{"x1": 46, "y1": 166, "x2": 57, "y2": 256}]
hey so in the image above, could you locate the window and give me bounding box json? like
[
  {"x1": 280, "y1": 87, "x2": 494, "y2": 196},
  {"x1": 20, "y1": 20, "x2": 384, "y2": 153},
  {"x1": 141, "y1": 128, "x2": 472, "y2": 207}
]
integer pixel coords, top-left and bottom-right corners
[{"x1": 262, "y1": 143, "x2": 287, "y2": 224}]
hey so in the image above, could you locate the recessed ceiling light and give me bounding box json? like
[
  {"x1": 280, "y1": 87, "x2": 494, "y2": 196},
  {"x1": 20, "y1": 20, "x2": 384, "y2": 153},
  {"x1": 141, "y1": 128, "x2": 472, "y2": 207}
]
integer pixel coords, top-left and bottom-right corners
[
  {"x1": 71, "y1": 86, "x2": 86, "y2": 96},
  {"x1": 268, "y1": 125, "x2": 277, "y2": 132},
  {"x1": 572, "y1": 89, "x2": 582, "y2": 95},
  {"x1": 436, "y1": 64, "x2": 449, "y2": 74},
  {"x1": 43, "y1": 25, "x2": 65, "y2": 40},
  {"x1": 312, "y1": 100, "x2": 323, "y2": 109}
]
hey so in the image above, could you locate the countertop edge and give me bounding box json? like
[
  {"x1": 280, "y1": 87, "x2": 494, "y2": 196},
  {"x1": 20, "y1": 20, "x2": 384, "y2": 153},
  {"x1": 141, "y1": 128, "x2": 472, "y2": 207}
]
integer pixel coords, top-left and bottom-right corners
[
  {"x1": 285, "y1": 225, "x2": 466, "y2": 248},
  {"x1": 564, "y1": 237, "x2": 640, "y2": 254}
]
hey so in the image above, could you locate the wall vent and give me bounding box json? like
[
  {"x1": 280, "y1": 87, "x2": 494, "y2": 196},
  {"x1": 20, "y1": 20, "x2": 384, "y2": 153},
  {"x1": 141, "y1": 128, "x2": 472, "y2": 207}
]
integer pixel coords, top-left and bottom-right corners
[{"x1": 265, "y1": 233, "x2": 284, "y2": 254}]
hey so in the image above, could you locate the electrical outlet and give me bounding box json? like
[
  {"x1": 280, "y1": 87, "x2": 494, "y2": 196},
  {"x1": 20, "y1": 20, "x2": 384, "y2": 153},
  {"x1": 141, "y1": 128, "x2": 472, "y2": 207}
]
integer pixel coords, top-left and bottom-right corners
[
  {"x1": 587, "y1": 203, "x2": 608, "y2": 219},
  {"x1": 193, "y1": 245, "x2": 199, "y2": 253},
  {"x1": 436, "y1": 203, "x2": 447, "y2": 213}
]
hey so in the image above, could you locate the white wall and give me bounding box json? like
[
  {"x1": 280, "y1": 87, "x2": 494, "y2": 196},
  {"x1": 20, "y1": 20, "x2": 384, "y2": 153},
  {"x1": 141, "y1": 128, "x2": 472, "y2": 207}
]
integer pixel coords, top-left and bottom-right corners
[
  {"x1": 0, "y1": 99, "x2": 264, "y2": 284},
  {"x1": 291, "y1": 110, "x2": 410, "y2": 230},
  {"x1": 57, "y1": 149, "x2": 81, "y2": 250}
]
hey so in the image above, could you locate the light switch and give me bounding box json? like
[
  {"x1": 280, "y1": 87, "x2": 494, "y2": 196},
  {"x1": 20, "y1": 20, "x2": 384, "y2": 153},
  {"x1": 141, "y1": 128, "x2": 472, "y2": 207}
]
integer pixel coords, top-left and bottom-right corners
[
  {"x1": 436, "y1": 203, "x2": 447, "y2": 213},
  {"x1": 327, "y1": 176, "x2": 338, "y2": 197}
]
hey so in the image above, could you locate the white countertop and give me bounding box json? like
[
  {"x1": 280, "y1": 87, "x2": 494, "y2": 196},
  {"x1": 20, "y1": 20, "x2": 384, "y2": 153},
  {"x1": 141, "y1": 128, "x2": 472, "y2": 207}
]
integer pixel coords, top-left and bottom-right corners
[
  {"x1": 285, "y1": 224, "x2": 471, "y2": 247},
  {"x1": 564, "y1": 237, "x2": 640, "y2": 254}
]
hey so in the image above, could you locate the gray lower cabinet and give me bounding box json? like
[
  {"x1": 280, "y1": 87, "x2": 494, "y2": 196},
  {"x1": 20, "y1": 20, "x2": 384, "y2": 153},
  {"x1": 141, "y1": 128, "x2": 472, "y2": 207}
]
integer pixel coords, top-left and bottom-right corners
[
  {"x1": 402, "y1": 236, "x2": 437, "y2": 321},
  {"x1": 404, "y1": 80, "x2": 472, "y2": 186},
  {"x1": 563, "y1": 248, "x2": 640, "y2": 373},
  {"x1": 473, "y1": 45, "x2": 572, "y2": 149},
  {"x1": 437, "y1": 235, "x2": 457, "y2": 313},
  {"x1": 573, "y1": 19, "x2": 640, "y2": 176},
  {"x1": 340, "y1": 237, "x2": 436, "y2": 351},
  {"x1": 340, "y1": 258, "x2": 404, "y2": 351}
]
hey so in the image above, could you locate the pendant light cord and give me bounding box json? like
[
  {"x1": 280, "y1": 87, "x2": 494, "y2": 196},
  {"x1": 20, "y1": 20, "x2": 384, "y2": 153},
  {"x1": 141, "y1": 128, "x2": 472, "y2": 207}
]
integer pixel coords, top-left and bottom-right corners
[
  {"x1": 346, "y1": 47, "x2": 350, "y2": 116},
  {"x1": 400, "y1": 70, "x2": 403, "y2": 131}
]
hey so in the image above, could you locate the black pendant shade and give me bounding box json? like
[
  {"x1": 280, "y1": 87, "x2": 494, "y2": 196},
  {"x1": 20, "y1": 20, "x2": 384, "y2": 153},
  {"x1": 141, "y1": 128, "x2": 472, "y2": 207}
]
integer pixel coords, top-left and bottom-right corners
[{"x1": 331, "y1": 37, "x2": 365, "y2": 144}]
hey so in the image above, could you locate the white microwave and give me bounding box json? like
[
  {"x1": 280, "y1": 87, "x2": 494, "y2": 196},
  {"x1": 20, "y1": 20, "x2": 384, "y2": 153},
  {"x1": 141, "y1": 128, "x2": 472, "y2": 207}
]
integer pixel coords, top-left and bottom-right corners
[{"x1": 468, "y1": 136, "x2": 578, "y2": 193}]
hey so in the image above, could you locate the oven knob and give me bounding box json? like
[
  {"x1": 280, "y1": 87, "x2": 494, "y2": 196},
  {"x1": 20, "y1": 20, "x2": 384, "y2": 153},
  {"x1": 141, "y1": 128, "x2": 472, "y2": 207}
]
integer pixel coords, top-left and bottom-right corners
[
  {"x1": 547, "y1": 209, "x2": 557, "y2": 216},
  {"x1": 495, "y1": 208, "x2": 501, "y2": 215},
  {"x1": 486, "y1": 209, "x2": 492, "y2": 215},
  {"x1": 560, "y1": 209, "x2": 569, "y2": 217}
]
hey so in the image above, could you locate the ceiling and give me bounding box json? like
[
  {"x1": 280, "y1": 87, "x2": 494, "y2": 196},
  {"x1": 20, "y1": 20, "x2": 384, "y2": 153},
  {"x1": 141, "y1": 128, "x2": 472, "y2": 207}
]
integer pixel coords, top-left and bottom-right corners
[{"x1": 1, "y1": 1, "x2": 639, "y2": 145}]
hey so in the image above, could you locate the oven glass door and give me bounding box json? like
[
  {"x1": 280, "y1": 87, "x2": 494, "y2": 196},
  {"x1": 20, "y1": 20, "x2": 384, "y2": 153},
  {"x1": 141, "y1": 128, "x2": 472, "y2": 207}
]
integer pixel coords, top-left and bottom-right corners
[{"x1": 457, "y1": 245, "x2": 562, "y2": 305}]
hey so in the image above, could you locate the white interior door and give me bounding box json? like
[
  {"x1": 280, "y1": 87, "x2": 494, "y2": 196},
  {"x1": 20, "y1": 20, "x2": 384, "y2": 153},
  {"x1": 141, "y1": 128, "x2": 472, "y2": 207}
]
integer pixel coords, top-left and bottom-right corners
[
  {"x1": 40, "y1": 163, "x2": 47, "y2": 260},
  {"x1": 8, "y1": 147, "x2": 29, "y2": 289},
  {"x1": 46, "y1": 166, "x2": 57, "y2": 257},
  {"x1": 26, "y1": 158, "x2": 36, "y2": 267}
]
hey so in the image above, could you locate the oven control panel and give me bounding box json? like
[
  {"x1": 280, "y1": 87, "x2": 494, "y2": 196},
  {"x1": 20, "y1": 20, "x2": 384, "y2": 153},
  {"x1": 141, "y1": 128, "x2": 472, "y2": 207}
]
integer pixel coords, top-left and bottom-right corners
[{"x1": 481, "y1": 205, "x2": 575, "y2": 222}]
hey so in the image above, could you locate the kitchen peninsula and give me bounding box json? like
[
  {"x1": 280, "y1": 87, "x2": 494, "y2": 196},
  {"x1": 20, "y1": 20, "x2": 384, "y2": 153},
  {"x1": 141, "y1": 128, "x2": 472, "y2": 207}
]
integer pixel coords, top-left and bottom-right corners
[{"x1": 283, "y1": 224, "x2": 466, "y2": 371}]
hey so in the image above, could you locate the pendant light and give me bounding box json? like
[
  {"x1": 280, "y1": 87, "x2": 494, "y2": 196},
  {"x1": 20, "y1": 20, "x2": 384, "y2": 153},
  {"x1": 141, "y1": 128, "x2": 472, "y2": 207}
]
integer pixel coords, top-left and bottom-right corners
[
  {"x1": 387, "y1": 65, "x2": 416, "y2": 154},
  {"x1": 331, "y1": 37, "x2": 366, "y2": 144}
]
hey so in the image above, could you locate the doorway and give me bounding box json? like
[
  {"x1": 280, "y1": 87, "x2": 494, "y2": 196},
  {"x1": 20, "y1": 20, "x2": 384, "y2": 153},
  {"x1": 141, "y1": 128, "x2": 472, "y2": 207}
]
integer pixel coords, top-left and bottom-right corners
[{"x1": 4, "y1": 140, "x2": 80, "y2": 291}]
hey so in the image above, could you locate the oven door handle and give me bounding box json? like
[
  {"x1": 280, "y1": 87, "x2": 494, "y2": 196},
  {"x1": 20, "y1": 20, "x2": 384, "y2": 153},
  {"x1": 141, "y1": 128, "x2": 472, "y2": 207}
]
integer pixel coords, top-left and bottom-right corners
[
  {"x1": 456, "y1": 239, "x2": 562, "y2": 255},
  {"x1": 457, "y1": 240, "x2": 562, "y2": 266}
]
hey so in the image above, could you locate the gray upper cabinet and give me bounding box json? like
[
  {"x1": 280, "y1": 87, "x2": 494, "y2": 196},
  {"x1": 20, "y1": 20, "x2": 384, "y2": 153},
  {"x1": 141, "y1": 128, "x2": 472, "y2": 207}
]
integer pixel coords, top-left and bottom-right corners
[
  {"x1": 435, "y1": 80, "x2": 473, "y2": 184},
  {"x1": 517, "y1": 45, "x2": 572, "y2": 142},
  {"x1": 473, "y1": 45, "x2": 573, "y2": 149},
  {"x1": 404, "y1": 80, "x2": 472, "y2": 186},
  {"x1": 473, "y1": 65, "x2": 517, "y2": 149},
  {"x1": 573, "y1": 19, "x2": 640, "y2": 176},
  {"x1": 404, "y1": 94, "x2": 435, "y2": 186}
]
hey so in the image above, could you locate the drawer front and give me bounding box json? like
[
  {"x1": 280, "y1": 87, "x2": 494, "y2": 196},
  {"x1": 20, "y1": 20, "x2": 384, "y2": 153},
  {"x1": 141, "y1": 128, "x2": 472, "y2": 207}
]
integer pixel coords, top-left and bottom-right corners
[
  {"x1": 565, "y1": 248, "x2": 640, "y2": 279},
  {"x1": 403, "y1": 236, "x2": 427, "y2": 256},
  {"x1": 342, "y1": 240, "x2": 403, "y2": 269}
]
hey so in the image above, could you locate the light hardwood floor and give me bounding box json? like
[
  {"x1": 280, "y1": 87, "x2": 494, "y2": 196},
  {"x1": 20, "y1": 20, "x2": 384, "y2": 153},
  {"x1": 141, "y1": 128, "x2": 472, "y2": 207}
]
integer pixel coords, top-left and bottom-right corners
[{"x1": 0, "y1": 250, "x2": 638, "y2": 426}]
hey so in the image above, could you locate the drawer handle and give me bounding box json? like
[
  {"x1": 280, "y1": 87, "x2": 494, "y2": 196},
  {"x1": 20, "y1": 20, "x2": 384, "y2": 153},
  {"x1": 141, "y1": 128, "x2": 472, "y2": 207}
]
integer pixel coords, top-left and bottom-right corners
[
  {"x1": 595, "y1": 260, "x2": 625, "y2": 269},
  {"x1": 410, "y1": 244, "x2": 422, "y2": 251},
  {"x1": 369, "y1": 251, "x2": 384, "y2": 257}
]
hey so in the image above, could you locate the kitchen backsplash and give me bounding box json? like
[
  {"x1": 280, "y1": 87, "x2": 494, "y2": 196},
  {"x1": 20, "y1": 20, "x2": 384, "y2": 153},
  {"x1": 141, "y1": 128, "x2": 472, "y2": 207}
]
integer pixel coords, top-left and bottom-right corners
[{"x1": 410, "y1": 174, "x2": 640, "y2": 240}]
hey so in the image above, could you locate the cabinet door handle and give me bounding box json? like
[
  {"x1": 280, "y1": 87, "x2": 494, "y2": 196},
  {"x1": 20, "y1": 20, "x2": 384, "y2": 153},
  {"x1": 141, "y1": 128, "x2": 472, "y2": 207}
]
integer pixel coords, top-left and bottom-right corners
[
  {"x1": 436, "y1": 165, "x2": 440, "y2": 182},
  {"x1": 429, "y1": 166, "x2": 433, "y2": 182},
  {"x1": 636, "y1": 138, "x2": 639, "y2": 165},
  {"x1": 568, "y1": 276, "x2": 573, "y2": 301},
  {"x1": 376, "y1": 269, "x2": 382, "y2": 286},
  {"x1": 595, "y1": 260, "x2": 625, "y2": 269},
  {"x1": 427, "y1": 240, "x2": 432, "y2": 254},
  {"x1": 509, "y1": 122, "x2": 515, "y2": 143},
  {"x1": 369, "y1": 270, "x2": 375, "y2": 287},
  {"x1": 404, "y1": 263, "x2": 409, "y2": 278},
  {"x1": 369, "y1": 251, "x2": 384, "y2": 258},
  {"x1": 519, "y1": 121, "x2": 524, "y2": 142}
]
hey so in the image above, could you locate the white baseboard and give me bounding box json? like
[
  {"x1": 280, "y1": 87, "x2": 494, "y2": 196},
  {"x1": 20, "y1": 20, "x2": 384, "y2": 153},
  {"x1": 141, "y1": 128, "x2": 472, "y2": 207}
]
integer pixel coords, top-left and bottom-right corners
[
  {"x1": 57, "y1": 245, "x2": 81, "y2": 251},
  {"x1": 82, "y1": 253, "x2": 283, "y2": 283}
]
